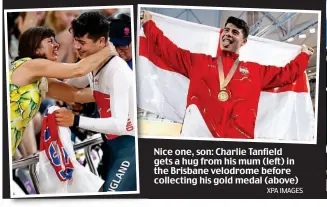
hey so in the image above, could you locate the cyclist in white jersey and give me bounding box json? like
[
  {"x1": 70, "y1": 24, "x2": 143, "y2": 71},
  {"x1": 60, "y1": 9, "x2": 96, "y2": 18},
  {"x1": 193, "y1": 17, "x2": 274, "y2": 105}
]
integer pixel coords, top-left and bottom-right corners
[
  {"x1": 53, "y1": 11, "x2": 136, "y2": 192},
  {"x1": 56, "y1": 56, "x2": 135, "y2": 137}
]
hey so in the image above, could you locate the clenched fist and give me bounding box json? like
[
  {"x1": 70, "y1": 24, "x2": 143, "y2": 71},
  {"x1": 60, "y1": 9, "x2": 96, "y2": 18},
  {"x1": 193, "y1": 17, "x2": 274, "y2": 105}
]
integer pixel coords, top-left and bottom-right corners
[
  {"x1": 55, "y1": 107, "x2": 75, "y2": 127},
  {"x1": 141, "y1": 10, "x2": 152, "y2": 25},
  {"x1": 301, "y1": 44, "x2": 314, "y2": 56}
]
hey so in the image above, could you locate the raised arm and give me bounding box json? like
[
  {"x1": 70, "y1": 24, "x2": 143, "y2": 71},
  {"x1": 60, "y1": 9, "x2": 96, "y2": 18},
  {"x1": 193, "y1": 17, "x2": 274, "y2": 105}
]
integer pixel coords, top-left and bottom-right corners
[
  {"x1": 260, "y1": 45, "x2": 313, "y2": 90},
  {"x1": 141, "y1": 11, "x2": 201, "y2": 78}
]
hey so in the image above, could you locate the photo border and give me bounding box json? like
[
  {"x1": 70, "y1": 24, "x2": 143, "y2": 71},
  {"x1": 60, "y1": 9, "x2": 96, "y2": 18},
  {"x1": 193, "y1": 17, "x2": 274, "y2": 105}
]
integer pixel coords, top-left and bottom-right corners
[
  {"x1": 4, "y1": 4, "x2": 140, "y2": 198},
  {"x1": 137, "y1": 4, "x2": 321, "y2": 145}
]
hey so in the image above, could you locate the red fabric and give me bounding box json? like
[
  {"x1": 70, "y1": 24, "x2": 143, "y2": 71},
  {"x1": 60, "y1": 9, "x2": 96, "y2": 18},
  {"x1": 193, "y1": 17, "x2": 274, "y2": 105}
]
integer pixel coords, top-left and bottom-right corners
[
  {"x1": 93, "y1": 91, "x2": 118, "y2": 140},
  {"x1": 141, "y1": 20, "x2": 310, "y2": 138},
  {"x1": 40, "y1": 113, "x2": 74, "y2": 182}
]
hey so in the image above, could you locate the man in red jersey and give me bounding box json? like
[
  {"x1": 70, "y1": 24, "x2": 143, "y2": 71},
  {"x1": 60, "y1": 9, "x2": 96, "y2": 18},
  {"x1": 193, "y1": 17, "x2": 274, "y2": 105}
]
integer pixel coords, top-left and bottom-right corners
[{"x1": 141, "y1": 11, "x2": 314, "y2": 139}]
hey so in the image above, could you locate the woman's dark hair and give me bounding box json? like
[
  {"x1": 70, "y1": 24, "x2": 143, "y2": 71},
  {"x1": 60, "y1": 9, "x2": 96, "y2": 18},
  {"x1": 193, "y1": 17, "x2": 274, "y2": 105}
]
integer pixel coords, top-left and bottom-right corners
[{"x1": 16, "y1": 26, "x2": 55, "y2": 60}]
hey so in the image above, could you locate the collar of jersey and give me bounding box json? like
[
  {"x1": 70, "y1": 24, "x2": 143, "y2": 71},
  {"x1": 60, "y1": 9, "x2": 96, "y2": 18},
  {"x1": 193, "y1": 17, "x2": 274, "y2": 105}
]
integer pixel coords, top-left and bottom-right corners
[{"x1": 93, "y1": 55, "x2": 116, "y2": 77}]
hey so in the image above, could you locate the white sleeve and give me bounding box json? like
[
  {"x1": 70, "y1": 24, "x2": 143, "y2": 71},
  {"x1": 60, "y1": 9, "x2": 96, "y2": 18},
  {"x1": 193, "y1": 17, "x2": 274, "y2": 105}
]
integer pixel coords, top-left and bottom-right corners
[
  {"x1": 66, "y1": 75, "x2": 89, "y2": 89},
  {"x1": 78, "y1": 69, "x2": 130, "y2": 135}
]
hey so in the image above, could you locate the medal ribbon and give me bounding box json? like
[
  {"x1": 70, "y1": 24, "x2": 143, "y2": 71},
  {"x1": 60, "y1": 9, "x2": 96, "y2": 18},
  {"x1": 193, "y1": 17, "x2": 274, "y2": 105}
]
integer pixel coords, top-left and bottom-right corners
[{"x1": 217, "y1": 56, "x2": 240, "y2": 91}]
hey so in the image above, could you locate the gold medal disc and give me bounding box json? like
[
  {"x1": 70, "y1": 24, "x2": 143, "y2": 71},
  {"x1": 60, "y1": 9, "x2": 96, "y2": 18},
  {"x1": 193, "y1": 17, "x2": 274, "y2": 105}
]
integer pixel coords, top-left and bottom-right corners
[{"x1": 218, "y1": 90, "x2": 229, "y2": 102}]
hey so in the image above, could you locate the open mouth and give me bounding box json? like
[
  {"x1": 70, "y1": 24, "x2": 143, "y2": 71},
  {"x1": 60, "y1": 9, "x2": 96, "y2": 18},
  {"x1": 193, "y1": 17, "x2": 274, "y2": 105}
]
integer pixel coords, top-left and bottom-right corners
[
  {"x1": 53, "y1": 50, "x2": 59, "y2": 56},
  {"x1": 222, "y1": 37, "x2": 234, "y2": 47}
]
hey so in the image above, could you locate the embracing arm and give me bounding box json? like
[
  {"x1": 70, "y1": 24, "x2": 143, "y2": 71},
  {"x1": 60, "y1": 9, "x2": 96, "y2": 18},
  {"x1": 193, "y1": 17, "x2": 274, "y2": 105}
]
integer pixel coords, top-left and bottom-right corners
[
  {"x1": 65, "y1": 75, "x2": 89, "y2": 88},
  {"x1": 46, "y1": 78, "x2": 95, "y2": 103},
  {"x1": 14, "y1": 43, "x2": 117, "y2": 84}
]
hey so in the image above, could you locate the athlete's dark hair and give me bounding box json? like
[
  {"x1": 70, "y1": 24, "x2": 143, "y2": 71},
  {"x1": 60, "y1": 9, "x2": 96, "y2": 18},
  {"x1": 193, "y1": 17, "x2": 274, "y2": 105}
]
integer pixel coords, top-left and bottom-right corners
[
  {"x1": 225, "y1": 16, "x2": 249, "y2": 39},
  {"x1": 71, "y1": 11, "x2": 110, "y2": 42},
  {"x1": 16, "y1": 26, "x2": 55, "y2": 60}
]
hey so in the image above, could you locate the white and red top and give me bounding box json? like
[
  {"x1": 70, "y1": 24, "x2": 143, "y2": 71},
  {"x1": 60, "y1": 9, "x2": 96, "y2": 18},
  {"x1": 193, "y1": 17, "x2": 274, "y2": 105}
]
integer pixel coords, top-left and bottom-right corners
[{"x1": 68, "y1": 56, "x2": 135, "y2": 139}]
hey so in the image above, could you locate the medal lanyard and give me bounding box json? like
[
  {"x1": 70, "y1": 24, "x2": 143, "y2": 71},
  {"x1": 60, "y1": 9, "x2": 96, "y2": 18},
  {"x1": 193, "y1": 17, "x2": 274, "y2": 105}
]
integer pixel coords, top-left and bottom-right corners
[{"x1": 217, "y1": 56, "x2": 240, "y2": 91}]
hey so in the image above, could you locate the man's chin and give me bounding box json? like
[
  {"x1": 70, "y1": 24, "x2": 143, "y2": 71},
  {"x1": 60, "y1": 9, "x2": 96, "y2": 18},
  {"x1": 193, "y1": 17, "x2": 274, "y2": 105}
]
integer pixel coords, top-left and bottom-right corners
[{"x1": 221, "y1": 47, "x2": 231, "y2": 52}]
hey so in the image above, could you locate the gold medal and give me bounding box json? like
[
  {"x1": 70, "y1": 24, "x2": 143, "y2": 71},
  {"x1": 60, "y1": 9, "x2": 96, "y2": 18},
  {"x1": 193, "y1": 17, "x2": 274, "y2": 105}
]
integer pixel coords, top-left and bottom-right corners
[
  {"x1": 217, "y1": 56, "x2": 239, "y2": 102},
  {"x1": 218, "y1": 90, "x2": 229, "y2": 102}
]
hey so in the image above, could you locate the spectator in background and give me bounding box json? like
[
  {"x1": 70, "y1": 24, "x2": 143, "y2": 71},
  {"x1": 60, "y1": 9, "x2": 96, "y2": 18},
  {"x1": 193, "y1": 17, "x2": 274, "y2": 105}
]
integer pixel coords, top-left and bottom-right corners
[
  {"x1": 44, "y1": 10, "x2": 80, "y2": 63},
  {"x1": 45, "y1": 11, "x2": 79, "y2": 34},
  {"x1": 109, "y1": 13, "x2": 133, "y2": 69},
  {"x1": 7, "y1": 12, "x2": 46, "y2": 62},
  {"x1": 100, "y1": 8, "x2": 119, "y2": 18}
]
